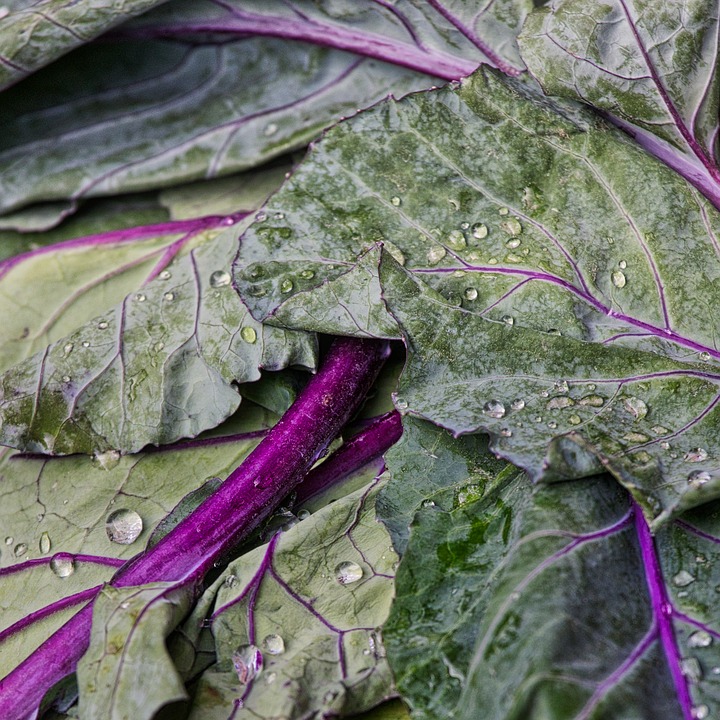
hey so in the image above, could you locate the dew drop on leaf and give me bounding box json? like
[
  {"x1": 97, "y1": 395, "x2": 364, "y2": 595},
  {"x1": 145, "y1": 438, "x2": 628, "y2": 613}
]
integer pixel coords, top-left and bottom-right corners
[
  {"x1": 299, "y1": 269, "x2": 315, "y2": 280},
  {"x1": 500, "y1": 428, "x2": 512, "y2": 437},
  {"x1": 681, "y1": 657, "x2": 703, "y2": 682},
  {"x1": 14, "y1": 543, "x2": 27, "y2": 558},
  {"x1": 501, "y1": 218, "x2": 522, "y2": 236},
  {"x1": 159, "y1": 270, "x2": 171, "y2": 280},
  {"x1": 505, "y1": 238, "x2": 521, "y2": 249},
  {"x1": 262, "y1": 634, "x2": 285, "y2": 655},
  {"x1": 297, "y1": 509, "x2": 311, "y2": 520},
  {"x1": 447, "y1": 230, "x2": 466, "y2": 250},
  {"x1": 105, "y1": 509, "x2": 143, "y2": 545},
  {"x1": 232, "y1": 644, "x2": 263, "y2": 684},
  {"x1": 63, "y1": 342, "x2": 73, "y2": 356},
  {"x1": 689, "y1": 630, "x2": 713, "y2": 648},
  {"x1": 673, "y1": 570, "x2": 695, "y2": 587},
  {"x1": 427, "y1": 245, "x2": 446, "y2": 265},
  {"x1": 263, "y1": 123, "x2": 278, "y2": 137},
  {"x1": 618, "y1": 259, "x2": 627, "y2": 269},
  {"x1": 223, "y1": 574, "x2": 238, "y2": 589},
  {"x1": 61, "y1": 375, "x2": 71, "y2": 383},
  {"x1": 464, "y1": 288, "x2": 478, "y2": 301},
  {"x1": 692, "y1": 705, "x2": 709, "y2": 720},
  {"x1": 240, "y1": 326, "x2": 257, "y2": 344},
  {"x1": 483, "y1": 400, "x2": 506, "y2": 419},
  {"x1": 688, "y1": 470, "x2": 711, "y2": 487},
  {"x1": 280, "y1": 278, "x2": 294, "y2": 293},
  {"x1": 546, "y1": 397, "x2": 574, "y2": 410},
  {"x1": 50, "y1": 553, "x2": 75, "y2": 578},
  {"x1": 511, "y1": 398, "x2": 525, "y2": 411},
  {"x1": 421, "y1": 499, "x2": 436, "y2": 508},
  {"x1": 623, "y1": 396, "x2": 647, "y2": 420},
  {"x1": 135, "y1": 293, "x2": 146, "y2": 303},
  {"x1": 92, "y1": 449, "x2": 121, "y2": 471},
  {"x1": 498, "y1": 207, "x2": 509, "y2": 216},
  {"x1": 611, "y1": 270, "x2": 626, "y2": 288},
  {"x1": 579, "y1": 395, "x2": 604, "y2": 407},
  {"x1": 502, "y1": 315, "x2": 514, "y2": 326},
  {"x1": 395, "y1": 397, "x2": 409, "y2": 410},
  {"x1": 569, "y1": 414, "x2": 582, "y2": 425},
  {"x1": 210, "y1": 270, "x2": 231, "y2": 288},
  {"x1": 163, "y1": 292, "x2": 175, "y2": 302},
  {"x1": 472, "y1": 223, "x2": 488, "y2": 239},
  {"x1": 335, "y1": 561, "x2": 363, "y2": 585},
  {"x1": 82, "y1": 341, "x2": 90, "y2": 348},
  {"x1": 39, "y1": 532, "x2": 51, "y2": 555},
  {"x1": 684, "y1": 448, "x2": 708, "y2": 463},
  {"x1": 4, "y1": 536, "x2": 12, "y2": 546},
  {"x1": 390, "y1": 196, "x2": 401, "y2": 206},
  {"x1": 98, "y1": 321, "x2": 108, "y2": 330}
]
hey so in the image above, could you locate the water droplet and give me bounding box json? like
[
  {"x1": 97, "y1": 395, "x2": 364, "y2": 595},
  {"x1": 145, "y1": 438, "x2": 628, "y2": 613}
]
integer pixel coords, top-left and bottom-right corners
[
  {"x1": 163, "y1": 292, "x2": 174, "y2": 302},
  {"x1": 390, "y1": 196, "x2": 401, "y2": 206},
  {"x1": 63, "y1": 342, "x2": 73, "y2": 356},
  {"x1": 685, "y1": 448, "x2": 708, "y2": 463},
  {"x1": 488, "y1": 257, "x2": 498, "y2": 265},
  {"x1": 280, "y1": 278, "x2": 294, "y2": 293},
  {"x1": 92, "y1": 449, "x2": 121, "y2": 471},
  {"x1": 623, "y1": 432, "x2": 649, "y2": 443},
  {"x1": 421, "y1": 499, "x2": 436, "y2": 508},
  {"x1": 297, "y1": 509, "x2": 311, "y2": 520},
  {"x1": 395, "y1": 397, "x2": 409, "y2": 410},
  {"x1": 546, "y1": 396, "x2": 574, "y2": 410},
  {"x1": 82, "y1": 341, "x2": 90, "y2": 348},
  {"x1": 263, "y1": 123, "x2": 278, "y2": 136},
  {"x1": 502, "y1": 315, "x2": 514, "y2": 326},
  {"x1": 427, "y1": 245, "x2": 446, "y2": 265},
  {"x1": 255, "y1": 211, "x2": 267, "y2": 222},
  {"x1": 498, "y1": 207, "x2": 509, "y2": 216},
  {"x1": 135, "y1": 293, "x2": 146, "y2": 303},
  {"x1": 14, "y1": 543, "x2": 27, "y2": 558},
  {"x1": 154, "y1": 341, "x2": 165, "y2": 352},
  {"x1": 464, "y1": 288, "x2": 478, "y2": 301},
  {"x1": 39, "y1": 532, "x2": 51, "y2": 554},
  {"x1": 511, "y1": 398, "x2": 525, "y2": 411},
  {"x1": 335, "y1": 560, "x2": 363, "y2": 585},
  {"x1": 50, "y1": 553, "x2": 75, "y2": 578},
  {"x1": 61, "y1": 375, "x2": 71, "y2": 383},
  {"x1": 617, "y1": 259, "x2": 627, "y2": 270},
  {"x1": 652, "y1": 425, "x2": 669, "y2": 435},
  {"x1": 446, "y1": 230, "x2": 466, "y2": 250},
  {"x1": 210, "y1": 270, "x2": 231, "y2": 288},
  {"x1": 98, "y1": 320, "x2": 108, "y2": 330},
  {"x1": 547, "y1": 421, "x2": 558, "y2": 429},
  {"x1": 689, "y1": 630, "x2": 713, "y2": 648},
  {"x1": 262, "y1": 634, "x2": 285, "y2": 655},
  {"x1": 483, "y1": 400, "x2": 506, "y2": 419},
  {"x1": 4, "y1": 536, "x2": 12, "y2": 546},
  {"x1": 501, "y1": 218, "x2": 522, "y2": 236},
  {"x1": 505, "y1": 253, "x2": 522, "y2": 263},
  {"x1": 700, "y1": 351, "x2": 711, "y2": 362},
  {"x1": 568, "y1": 414, "x2": 582, "y2": 425},
  {"x1": 500, "y1": 427, "x2": 512, "y2": 437},
  {"x1": 673, "y1": 570, "x2": 695, "y2": 587},
  {"x1": 159, "y1": 270, "x2": 171, "y2": 280},
  {"x1": 105, "y1": 509, "x2": 143, "y2": 545},
  {"x1": 611, "y1": 270, "x2": 626, "y2": 288},
  {"x1": 578, "y1": 395, "x2": 604, "y2": 407},
  {"x1": 505, "y1": 238, "x2": 521, "y2": 249},
  {"x1": 472, "y1": 223, "x2": 488, "y2": 240},
  {"x1": 224, "y1": 574, "x2": 238, "y2": 589},
  {"x1": 265, "y1": 672, "x2": 277, "y2": 685},
  {"x1": 688, "y1": 470, "x2": 711, "y2": 487},
  {"x1": 232, "y1": 644, "x2": 263, "y2": 684},
  {"x1": 623, "y1": 396, "x2": 647, "y2": 420},
  {"x1": 300, "y1": 269, "x2": 315, "y2": 280},
  {"x1": 240, "y1": 326, "x2": 257, "y2": 344},
  {"x1": 682, "y1": 657, "x2": 703, "y2": 682},
  {"x1": 692, "y1": 705, "x2": 709, "y2": 720}
]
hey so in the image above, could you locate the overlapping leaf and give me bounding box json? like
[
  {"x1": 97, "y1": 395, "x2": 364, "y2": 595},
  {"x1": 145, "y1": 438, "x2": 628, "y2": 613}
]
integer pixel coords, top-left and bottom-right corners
[
  {"x1": 234, "y1": 67, "x2": 720, "y2": 525},
  {"x1": 519, "y1": 0, "x2": 720, "y2": 209},
  {"x1": 181, "y1": 478, "x2": 397, "y2": 719},
  {"x1": 0, "y1": 0, "x2": 169, "y2": 91},
  {"x1": 383, "y1": 417, "x2": 720, "y2": 720}
]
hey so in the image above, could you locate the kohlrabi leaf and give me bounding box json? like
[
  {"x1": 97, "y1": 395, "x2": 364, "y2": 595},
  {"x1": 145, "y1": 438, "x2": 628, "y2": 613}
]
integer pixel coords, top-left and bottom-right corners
[
  {"x1": 378, "y1": 416, "x2": 511, "y2": 555},
  {"x1": 383, "y1": 418, "x2": 720, "y2": 719},
  {"x1": 0, "y1": 34, "x2": 438, "y2": 216},
  {"x1": 234, "y1": 67, "x2": 720, "y2": 526},
  {"x1": 519, "y1": 0, "x2": 720, "y2": 209},
  {"x1": 77, "y1": 582, "x2": 193, "y2": 720},
  {"x1": 122, "y1": 0, "x2": 532, "y2": 80},
  {"x1": 187, "y1": 478, "x2": 397, "y2": 719},
  {"x1": 0, "y1": 224, "x2": 315, "y2": 455},
  {"x1": 0, "y1": 404, "x2": 274, "y2": 681},
  {"x1": 0, "y1": 0, "x2": 169, "y2": 91}
]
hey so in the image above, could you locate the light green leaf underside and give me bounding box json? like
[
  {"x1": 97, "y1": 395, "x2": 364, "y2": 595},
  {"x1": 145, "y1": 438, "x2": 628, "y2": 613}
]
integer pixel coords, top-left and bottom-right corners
[
  {"x1": 0, "y1": 405, "x2": 273, "y2": 677},
  {"x1": 187, "y1": 479, "x2": 397, "y2": 719},
  {"x1": 77, "y1": 582, "x2": 192, "y2": 720},
  {"x1": 0, "y1": 0, "x2": 170, "y2": 91},
  {"x1": 0, "y1": 225, "x2": 316, "y2": 455},
  {"x1": 519, "y1": 0, "x2": 720, "y2": 165},
  {"x1": 234, "y1": 67, "x2": 720, "y2": 525},
  {"x1": 0, "y1": 36, "x2": 438, "y2": 216},
  {"x1": 384, "y1": 418, "x2": 720, "y2": 719}
]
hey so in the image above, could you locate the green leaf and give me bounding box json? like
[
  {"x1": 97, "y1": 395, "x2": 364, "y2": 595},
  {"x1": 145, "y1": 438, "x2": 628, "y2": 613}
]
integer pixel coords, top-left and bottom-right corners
[
  {"x1": 234, "y1": 67, "x2": 720, "y2": 525},
  {"x1": 0, "y1": 36, "x2": 438, "y2": 215},
  {"x1": 185, "y1": 478, "x2": 397, "y2": 719},
  {"x1": 0, "y1": 225, "x2": 315, "y2": 455},
  {"x1": 0, "y1": 0, "x2": 169, "y2": 91},
  {"x1": 519, "y1": 0, "x2": 720, "y2": 207},
  {"x1": 0, "y1": 404, "x2": 274, "y2": 681},
  {"x1": 77, "y1": 582, "x2": 192, "y2": 720}
]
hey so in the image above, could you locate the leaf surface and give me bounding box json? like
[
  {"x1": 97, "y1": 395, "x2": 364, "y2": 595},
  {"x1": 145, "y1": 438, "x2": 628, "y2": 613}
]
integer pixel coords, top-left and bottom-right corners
[
  {"x1": 383, "y1": 417, "x2": 720, "y2": 720},
  {"x1": 519, "y1": 0, "x2": 720, "y2": 209},
  {"x1": 234, "y1": 67, "x2": 720, "y2": 525}
]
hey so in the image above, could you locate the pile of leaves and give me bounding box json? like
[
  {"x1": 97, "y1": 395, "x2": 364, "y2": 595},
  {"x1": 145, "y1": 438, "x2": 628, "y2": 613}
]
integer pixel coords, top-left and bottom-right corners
[{"x1": 3, "y1": 1, "x2": 720, "y2": 718}]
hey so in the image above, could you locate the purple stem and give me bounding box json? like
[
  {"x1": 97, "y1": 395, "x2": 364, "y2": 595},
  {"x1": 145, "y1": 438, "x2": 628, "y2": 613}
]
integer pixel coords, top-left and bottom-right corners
[
  {"x1": 294, "y1": 410, "x2": 402, "y2": 506},
  {"x1": 633, "y1": 502, "x2": 693, "y2": 720},
  {"x1": 0, "y1": 337, "x2": 390, "y2": 720}
]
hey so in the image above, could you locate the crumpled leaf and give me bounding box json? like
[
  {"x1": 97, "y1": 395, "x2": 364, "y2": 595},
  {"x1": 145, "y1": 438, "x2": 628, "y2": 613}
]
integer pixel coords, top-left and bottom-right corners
[
  {"x1": 234, "y1": 67, "x2": 720, "y2": 526},
  {"x1": 77, "y1": 582, "x2": 192, "y2": 720},
  {"x1": 0, "y1": 0, "x2": 169, "y2": 91},
  {"x1": 0, "y1": 223, "x2": 315, "y2": 455},
  {"x1": 0, "y1": 403, "x2": 274, "y2": 681},
  {"x1": 383, "y1": 417, "x2": 720, "y2": 719},
  {"x1": 0, "y1": 35, "x2": 437, "y2": 216},
  {"x1": 519, "y1": 0, "x2": 720, "y2": 209},
  {"x1": 186, "y1": 478, "x2": 397, "y2": 719}
]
